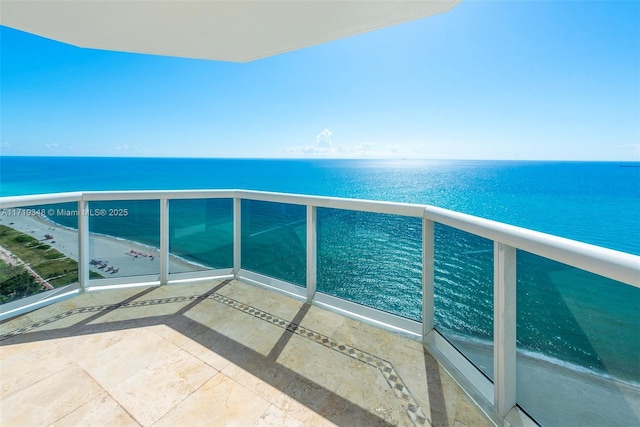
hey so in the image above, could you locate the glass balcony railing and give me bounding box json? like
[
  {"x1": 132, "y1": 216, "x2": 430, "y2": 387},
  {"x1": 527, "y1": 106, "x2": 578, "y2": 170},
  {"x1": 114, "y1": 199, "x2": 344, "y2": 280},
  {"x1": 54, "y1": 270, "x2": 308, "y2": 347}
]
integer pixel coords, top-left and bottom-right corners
[
  {"x1": 434, "y1": 223, "x2": 494, "y2": 379},
  {"x1": 1, "y1": 190, "x2": 638, "y2": 427},
  {"x1": 169, "y1": 198, "x2": 233, "y2": 273},
  {"x1": 317, "y1": 208, "x2": 422, "y2": 321},
  {"x1": 0, "y1": 197, "x2": 84, "y2": 311},
  {"x1": 516, "y1": 251, "x2": 640, "y2": 427},
  {"x1": 241, "y1": 199, "x2": 306, "y2": 286},
  {"x1": 88, "y1": 199, "x2": 160, "y2": 282}
]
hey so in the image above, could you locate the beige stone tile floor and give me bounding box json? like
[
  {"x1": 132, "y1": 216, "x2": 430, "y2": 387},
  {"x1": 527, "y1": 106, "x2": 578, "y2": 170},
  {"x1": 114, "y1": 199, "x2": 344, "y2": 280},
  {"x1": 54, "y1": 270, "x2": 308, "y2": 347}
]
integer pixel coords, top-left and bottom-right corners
[{"x1": 0, "y1": 279, "x2": 495, "y2": 427}]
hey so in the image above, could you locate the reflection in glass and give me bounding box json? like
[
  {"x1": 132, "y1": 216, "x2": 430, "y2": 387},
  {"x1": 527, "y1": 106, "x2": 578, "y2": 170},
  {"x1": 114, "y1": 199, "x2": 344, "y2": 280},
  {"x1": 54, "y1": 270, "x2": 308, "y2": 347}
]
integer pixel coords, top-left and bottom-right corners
[
  {"x1": 241, "y1": 200, "x2": 306, "y2": 286},
  {"x1": 169, "y1": 198, "x2": 233, "y2": 273},
  {"x1": 516, "y1": 251, "x2": 640, "y2": 427}
]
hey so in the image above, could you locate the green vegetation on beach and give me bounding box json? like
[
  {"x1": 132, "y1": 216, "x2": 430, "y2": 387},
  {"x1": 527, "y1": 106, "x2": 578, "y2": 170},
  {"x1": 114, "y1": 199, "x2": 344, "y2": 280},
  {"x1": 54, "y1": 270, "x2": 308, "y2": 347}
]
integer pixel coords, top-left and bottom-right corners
[
  {"x1": 0, "y1": 260, "x2": 42, "y2": 304},
  {"x1": 0, "y1": 225, "x2": 102, "y2": 303}
]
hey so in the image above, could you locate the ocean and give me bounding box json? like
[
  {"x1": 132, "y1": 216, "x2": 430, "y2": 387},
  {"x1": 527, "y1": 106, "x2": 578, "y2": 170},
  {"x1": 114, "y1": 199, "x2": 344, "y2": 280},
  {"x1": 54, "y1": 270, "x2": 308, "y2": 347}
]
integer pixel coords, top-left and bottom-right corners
[{"x1": 1, "y1": 156, "x2": 639, "y2": 385}]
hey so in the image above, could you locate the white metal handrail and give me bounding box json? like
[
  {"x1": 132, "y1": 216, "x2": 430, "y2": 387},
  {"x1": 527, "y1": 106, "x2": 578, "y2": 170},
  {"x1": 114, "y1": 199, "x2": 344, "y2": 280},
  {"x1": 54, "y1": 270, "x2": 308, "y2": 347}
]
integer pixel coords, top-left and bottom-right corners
[
  {"x1": 1, "y1": 190, "x2": 637, "y2": 287},
  {"x1": 1, "y1": 189, "x2": 638, "y2": 425},
  {"x1": 425, "y1": 205, "x2": 639, "y2": 288},
  {"x1": 0, "y1": 191, "x2": 83, "y2": 208}
]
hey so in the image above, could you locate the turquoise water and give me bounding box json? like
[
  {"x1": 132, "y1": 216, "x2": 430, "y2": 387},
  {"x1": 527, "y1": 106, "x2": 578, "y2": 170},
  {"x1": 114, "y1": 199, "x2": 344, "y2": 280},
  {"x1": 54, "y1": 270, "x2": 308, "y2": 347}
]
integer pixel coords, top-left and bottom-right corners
[
  {"x1": 1, "y1": 156, "x2": 639, "y2": 384},
  {"x1": 2, "y1": 157, "x2": 638, "y2": 253}
]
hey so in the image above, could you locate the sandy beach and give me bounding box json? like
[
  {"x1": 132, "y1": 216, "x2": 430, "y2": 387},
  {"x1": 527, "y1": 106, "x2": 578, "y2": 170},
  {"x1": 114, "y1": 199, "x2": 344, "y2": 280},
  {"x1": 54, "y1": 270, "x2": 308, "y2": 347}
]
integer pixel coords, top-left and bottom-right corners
[
  {"x1": 0, "y1": 214, "x2": 205, "y2": 280},
  {"x1": 451, "y1": 336, "x2": 640, "y2": 426}
]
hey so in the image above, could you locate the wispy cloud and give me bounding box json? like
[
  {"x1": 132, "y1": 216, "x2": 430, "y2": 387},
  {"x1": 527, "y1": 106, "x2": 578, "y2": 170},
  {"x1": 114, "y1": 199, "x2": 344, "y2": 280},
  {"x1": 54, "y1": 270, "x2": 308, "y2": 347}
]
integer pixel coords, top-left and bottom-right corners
[
  {"x1": 285, "y1": 130, "x2": 416, "y2": 158},
  {"x1": 45, "y1": 143, "x2": 59, "y2": 149},
  {"x1": 110, "y1": 144, "x2": 141, "y2": 153},
  {"x1": 352, "y1": 143, "x2": 375, "y2": 153}
]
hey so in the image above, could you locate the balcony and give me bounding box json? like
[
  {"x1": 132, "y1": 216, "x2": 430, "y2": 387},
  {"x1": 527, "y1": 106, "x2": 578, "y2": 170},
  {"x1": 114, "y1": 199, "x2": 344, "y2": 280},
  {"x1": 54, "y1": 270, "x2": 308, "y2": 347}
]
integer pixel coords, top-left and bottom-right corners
[
  {"x1": 1, "y1": 278, "x2": 495, "y2": 426},
  {"x1": 1, "y1": 190, "x2": 639, "y2": 426}
]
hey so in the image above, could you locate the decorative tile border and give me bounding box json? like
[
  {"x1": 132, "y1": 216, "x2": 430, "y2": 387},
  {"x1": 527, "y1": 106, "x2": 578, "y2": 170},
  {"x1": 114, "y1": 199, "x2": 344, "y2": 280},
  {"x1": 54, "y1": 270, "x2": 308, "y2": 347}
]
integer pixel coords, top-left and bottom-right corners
[
  {"x1": 0, "y1": 294, "x2": 204, "y2": 341},
  {"x1": 211, "y1": 292, "x2": 427, "y2": 425},
  {"x1": 0, "y1": 291, "x2": 427, "y2": 426}
]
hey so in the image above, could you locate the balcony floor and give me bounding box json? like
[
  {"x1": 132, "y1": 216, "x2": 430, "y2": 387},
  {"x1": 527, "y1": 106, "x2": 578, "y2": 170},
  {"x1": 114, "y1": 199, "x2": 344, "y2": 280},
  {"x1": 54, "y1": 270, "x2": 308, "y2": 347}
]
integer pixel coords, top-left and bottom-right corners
[{"x1": 0, "y1": 279, "x2": 494, "y2": 427}]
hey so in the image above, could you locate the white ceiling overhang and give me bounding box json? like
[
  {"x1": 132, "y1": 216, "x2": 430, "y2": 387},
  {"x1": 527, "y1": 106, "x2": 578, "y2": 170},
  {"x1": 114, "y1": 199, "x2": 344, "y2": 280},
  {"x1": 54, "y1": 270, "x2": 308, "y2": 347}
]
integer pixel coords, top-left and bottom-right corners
[{"x1": 0, "y1": 0, "x2": 461, "y2": 62}]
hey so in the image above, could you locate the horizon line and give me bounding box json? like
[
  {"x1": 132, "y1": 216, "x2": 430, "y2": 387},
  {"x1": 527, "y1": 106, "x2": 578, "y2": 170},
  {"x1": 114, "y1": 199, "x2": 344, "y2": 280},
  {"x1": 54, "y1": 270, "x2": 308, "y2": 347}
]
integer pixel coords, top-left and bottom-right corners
[{"x1": 1, "y1": 155, "x2": 639, "y2": 163}]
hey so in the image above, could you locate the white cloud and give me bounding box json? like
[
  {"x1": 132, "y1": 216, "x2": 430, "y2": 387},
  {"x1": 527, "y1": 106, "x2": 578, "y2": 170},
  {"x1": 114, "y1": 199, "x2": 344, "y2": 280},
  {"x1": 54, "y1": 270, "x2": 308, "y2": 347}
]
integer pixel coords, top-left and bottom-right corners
[
  {"x1": 286, "y1": 145, "x2": 329, "y2": 155},
  {"x1": 352, "y1": 142, "x2": 375, "y2": 153},
  {"x1": 286, "y1": 129, "x2": 336, "y2": 155},
  {"x1": 113, "y1": 144, "x2": 129, "y2": 151},
  {"x1": 0, "y1": 142, "x2": 10, "y2": 148},
  {"x1": 316, "y1": 129, "x2": 333, "y2": 149},
  {"x1": 284, "y1": 130, "x2": 422, "y2": 158},
  {"x1": 45, "y1": 143, "x2": 59, "y2": 149}
]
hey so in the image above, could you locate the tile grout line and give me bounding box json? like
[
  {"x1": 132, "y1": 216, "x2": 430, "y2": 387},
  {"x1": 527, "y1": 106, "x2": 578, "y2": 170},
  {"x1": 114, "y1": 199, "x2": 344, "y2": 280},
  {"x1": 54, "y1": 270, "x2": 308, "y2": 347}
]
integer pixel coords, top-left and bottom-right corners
[
  {"x1": 73, "y1": 367, "x2": 144, "y2": 427},
  {"x1": 1, "y1": 291, "x2": 427, "y2": 426}
]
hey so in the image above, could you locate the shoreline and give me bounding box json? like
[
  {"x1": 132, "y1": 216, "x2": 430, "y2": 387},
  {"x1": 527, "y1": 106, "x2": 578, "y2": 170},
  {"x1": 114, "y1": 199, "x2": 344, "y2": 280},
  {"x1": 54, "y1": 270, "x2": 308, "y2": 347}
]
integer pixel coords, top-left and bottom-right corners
[
  {"x1": 37, "y1": 215, "x2": 216, "y2": 272},
  {"x1": 448, "y1": 334, "x2": 639, "y2": 426},
  {"x1": 443, "y1": 330, "x2": 640, "y2": 389},
  {"x1": 0, "y1": 214, "x2": 209, "y2": 280}
]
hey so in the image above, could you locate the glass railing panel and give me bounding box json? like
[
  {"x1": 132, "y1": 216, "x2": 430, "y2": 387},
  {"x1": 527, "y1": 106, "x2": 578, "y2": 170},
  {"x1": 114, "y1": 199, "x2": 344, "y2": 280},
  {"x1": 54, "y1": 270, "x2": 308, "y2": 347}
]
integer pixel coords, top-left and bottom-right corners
[
  {"x1": 433, "y1": 223, "x2": 494, "y2": 379},
  {"x1": 241, "y1": 200, "x2": 306, "y2": 286},
  {"x1": 169, "y1": 198, "x2": 233, "y2": 273},
  {"x1": 88, "y1": 200, "x2": 160, "y2": 281},
  {"x1": 316, "y1": 208, "x2": 422, "y2": 321},
  {"x1": 0, "y1": 202, "x2": 81, "y2": 304},
  {"x1": 516, "y1": 251, "x2": 640, "y2": 427}
]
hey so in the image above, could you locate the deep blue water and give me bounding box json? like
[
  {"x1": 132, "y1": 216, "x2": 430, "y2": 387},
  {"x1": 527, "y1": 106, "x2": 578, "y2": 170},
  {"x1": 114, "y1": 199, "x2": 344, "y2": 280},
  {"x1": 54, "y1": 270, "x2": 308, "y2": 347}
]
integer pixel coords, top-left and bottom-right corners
[{"x1": 1, "y1": 156, "x2": 639, "y2": 383}]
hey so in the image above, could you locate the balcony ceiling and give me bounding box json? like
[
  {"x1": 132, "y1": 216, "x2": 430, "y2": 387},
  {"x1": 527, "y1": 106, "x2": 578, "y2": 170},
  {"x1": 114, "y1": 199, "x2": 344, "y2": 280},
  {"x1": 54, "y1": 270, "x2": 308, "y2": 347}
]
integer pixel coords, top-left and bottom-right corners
[{"x1": 0, "y1": 0, "x2": 460, "y2": 62}]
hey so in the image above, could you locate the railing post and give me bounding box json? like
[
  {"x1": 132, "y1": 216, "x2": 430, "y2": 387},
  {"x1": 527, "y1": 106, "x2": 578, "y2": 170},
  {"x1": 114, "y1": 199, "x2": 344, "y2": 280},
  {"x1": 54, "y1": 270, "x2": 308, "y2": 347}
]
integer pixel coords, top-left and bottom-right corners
[
  {"x1": 77, "y1": 198, "x2": 89, "y2": 291},
  {"x1": 160, "y1": 198, "x2": 169, "y2": 285},
  {"x1": 306, "y1": 205, "x2": 317, "y2": 302},
  {"x1": 233, "y1": 197, "x2": 241, "y2": 276},
  {"x1": 494, "y1": 242, "x2": 517, "y2": 418},
  {"x1": 422, "y1": 217, "x2": 435, "y2": 343}
]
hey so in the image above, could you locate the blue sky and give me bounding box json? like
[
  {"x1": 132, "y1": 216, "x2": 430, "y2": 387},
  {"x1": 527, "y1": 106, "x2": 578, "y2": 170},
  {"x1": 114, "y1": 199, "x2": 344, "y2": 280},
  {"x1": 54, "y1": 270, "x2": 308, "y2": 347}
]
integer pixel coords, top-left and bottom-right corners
[{"x1": 1, "y1": 1, "x2": 639, "y2": 160}]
